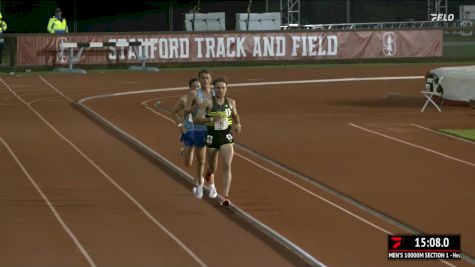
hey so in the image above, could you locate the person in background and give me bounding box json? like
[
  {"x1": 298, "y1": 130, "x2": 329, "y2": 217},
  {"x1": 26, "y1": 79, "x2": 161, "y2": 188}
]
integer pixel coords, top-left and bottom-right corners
[
  {"x1": 195, "y1": 69, "x2": 218, "y2": 199},
  {"x1": 186, "y1": 69, "x2": 219, "y2": 199},
  {"x1": 172, "y1": 78, "x2": 209, "y2": 199},
  {"x1": 47, "y1": 8, "x2": 68, "y2": 34},
  {"x1": 0, "y1": 12, "x2": 7, "y2": 65}
]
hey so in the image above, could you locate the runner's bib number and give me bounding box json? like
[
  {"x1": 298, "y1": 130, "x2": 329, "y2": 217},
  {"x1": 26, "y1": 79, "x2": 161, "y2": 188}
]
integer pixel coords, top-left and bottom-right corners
[
  {"x1": 214, "y1": 118, "x2": 228, "y2": 130},
  {"x1": 206, "y1": 135, "x2": 213, "y2": 145}
]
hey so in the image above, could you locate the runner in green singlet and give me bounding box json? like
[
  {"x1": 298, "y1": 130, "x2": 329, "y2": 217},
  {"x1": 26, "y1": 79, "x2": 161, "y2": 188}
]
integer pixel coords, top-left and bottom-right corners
[{"x1": 196, "y1": 77, "x2": 242, "y2": 206}]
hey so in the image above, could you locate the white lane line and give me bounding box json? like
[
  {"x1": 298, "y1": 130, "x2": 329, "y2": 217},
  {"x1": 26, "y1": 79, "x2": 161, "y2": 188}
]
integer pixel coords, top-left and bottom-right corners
[
  {"x1": 2, "y1": 78, "x2": 208, "y2": 267},
  {"x1": 80, "y1": 75, "x2": 425, "y2": 102},
  {"x1": 144, "y1": 97, "x2": 401, "y2": 229},
  {"x1": 144, "y1": 103, "x2": 172, "y2": 121},
  {"x1": 410, "y1": 123, "x2": 475, "y2": 145},
  {"x1": 39, "y1": 76, "x2": 74, "y2": 102},
  {"x1": 229, "y1": 76, "x2": 424, "y2": 88},
  {"x1": 141, "y1": 91, "x2": 458, "y2": 267},
  {"x1": 235, "y1": 152, "x2": 394, "y2": 234},
  {"x1": 349, "y1": 123, "x2": 475, "y2": 167},
  {"x1": 81, "y1": 101, "x2": 327, "y2": 267},
  {"x1": 0, "y1": 137, "x2": 97, "y2": 267},
  {"x1": 140, "y1": 95, "x2": 183, "y2": 107},
  {"x1": 237, "y1": 152, "x2": 457, "y2": 265},
  {"x1": 74, "y1": 75, "x2": 451, "y2": 267},
  {"x1": 28, "y1": 96, "x2": 65, "y2": 105},
  {"x1": 142, "y1": 100, "x2": 394, "y2": 233}
]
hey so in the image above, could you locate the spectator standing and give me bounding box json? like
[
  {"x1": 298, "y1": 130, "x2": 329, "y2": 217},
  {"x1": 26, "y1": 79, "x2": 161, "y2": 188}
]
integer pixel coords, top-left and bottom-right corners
[
  {"x1": 0, "y1": 12, "x2": 7, "y2": 65},
  {"x1": 47, "y1": 8, "x2": 68, "y2": 34}
]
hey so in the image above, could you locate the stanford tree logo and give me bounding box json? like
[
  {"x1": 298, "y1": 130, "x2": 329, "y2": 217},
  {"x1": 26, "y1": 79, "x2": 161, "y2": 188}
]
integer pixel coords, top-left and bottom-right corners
[
  {"x1": 56, "y1": 37, "x2": 69, "y2": 64},
  {"x1": 383, "y1": 32, "x2": 397, "y2": 57}
]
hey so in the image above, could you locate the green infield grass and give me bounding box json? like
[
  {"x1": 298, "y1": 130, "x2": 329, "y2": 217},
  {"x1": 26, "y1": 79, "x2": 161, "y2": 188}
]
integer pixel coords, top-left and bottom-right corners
[{"x1": 440, "y1": 129, "x2": 475, "y2": 142}]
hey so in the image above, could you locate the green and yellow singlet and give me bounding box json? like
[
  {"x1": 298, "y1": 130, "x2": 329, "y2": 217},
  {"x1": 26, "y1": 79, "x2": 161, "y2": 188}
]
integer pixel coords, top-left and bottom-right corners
[{"x1": 207, "y1": 97, "x2": 233, "y2": 130}]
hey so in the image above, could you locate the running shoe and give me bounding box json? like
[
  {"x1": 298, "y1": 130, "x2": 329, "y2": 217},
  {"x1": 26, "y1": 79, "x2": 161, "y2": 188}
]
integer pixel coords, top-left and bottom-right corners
[
  {"x1": 192, "y1": 185, "x2": 203, "y2": 199},
  {"x1": 208, "y1": 184, "x2": 217, "y2": 198},
  {"x1": 220, "y1": 197, "x2": 230, "y2": 206}
]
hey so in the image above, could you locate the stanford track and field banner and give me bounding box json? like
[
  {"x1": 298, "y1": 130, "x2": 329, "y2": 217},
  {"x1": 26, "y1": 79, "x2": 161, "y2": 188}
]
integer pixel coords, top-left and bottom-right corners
[{"x1": 16, "y1": 30, "x2": 443, "y2": 66}]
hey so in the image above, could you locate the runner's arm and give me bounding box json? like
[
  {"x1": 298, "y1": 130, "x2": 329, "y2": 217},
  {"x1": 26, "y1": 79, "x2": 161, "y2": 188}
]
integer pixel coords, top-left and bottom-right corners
[
  {"x1": 195, "y1": 98, "x2": 212, "y2": 124},
  {"x1": 183, "y1": 93, "x2": 199, "y2": 114},
  {"x1": 230, "y1": 98, "x2": 241, "y2": 133},
  {"x1": 172, "y1": 97, "x2": 185, "y2": 126}
]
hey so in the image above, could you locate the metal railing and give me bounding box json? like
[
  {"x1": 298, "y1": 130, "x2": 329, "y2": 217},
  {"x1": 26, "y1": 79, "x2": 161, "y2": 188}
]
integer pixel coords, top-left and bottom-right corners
[{"x1": 281, "y1": 20, "x2": 473, "y2": 31}]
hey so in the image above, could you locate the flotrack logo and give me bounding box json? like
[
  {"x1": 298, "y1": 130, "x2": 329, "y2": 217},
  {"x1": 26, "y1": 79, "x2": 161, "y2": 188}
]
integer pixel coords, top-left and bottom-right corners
[
  {"x1": 382, "y1": 32, "x2": 396, "y2": 57},
  {"x1": 430, "y1": 13, "x2": 455, "y2": 21}
]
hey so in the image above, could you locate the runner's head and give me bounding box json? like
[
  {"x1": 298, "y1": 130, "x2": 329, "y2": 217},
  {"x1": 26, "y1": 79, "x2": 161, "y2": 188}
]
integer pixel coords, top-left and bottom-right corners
[
  {"x1": 198, "y1": 69, "x2": 212, "y2": 91},
  {"x1": 188, "y1": 78, "x2": 200, "y2": 91},
  {"x1": 213, "y1": 76, "x2": 229, "y2": 99}
]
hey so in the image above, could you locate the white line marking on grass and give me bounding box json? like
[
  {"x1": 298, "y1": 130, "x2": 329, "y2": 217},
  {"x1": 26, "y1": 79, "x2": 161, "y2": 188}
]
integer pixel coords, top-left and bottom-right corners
[
  {"x1": 0, "y1": 137, "x2": 97, "y2": 267},
  {"x1": 349, "y1": 123, "x2": 475, "y2": 167},
  {"x1": 410, "y1": 123, "x2": 475, "y2": 145},
  {"x1": 1, "y1": 78, "x2": 208, "y2": 267}
]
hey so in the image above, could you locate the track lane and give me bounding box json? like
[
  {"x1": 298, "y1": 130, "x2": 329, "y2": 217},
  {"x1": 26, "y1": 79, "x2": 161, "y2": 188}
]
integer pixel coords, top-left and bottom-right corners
[
  {"x1": 83, "y1": 91, "x2": 455, "y2": 266},
  {"x1": 1, "y1": 75, "x2": 309, "y2": 267},
  {"x1": 6, "y1": 65, "x2": 472, "y2": 267},
  {"x1": 0, "y1": 135, "x2": 92, "y2": 267},
  {"x1": 0, "y1": 78, "x2": 208, "y2": 267}
]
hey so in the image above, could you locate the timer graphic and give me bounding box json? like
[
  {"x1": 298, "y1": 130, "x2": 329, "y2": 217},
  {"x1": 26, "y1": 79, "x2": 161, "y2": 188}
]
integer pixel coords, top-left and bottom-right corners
[{"x1": 388, "y1": 235, "x2": 461, "y2": 260}]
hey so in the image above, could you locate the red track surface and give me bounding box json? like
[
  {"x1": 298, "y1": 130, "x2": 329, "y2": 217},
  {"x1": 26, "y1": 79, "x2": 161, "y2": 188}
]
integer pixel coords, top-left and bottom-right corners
[{"x1": 1, "y1": 64, "x2": 474, "y2": 267}]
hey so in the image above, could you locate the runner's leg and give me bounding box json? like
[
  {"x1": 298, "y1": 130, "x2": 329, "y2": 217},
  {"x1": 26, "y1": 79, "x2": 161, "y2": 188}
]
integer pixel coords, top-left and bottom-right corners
[
  {"x1": 195, "y1": 146, "x2": 206, "y2": 186},
  {"x1": 206, "y1": 147, "x2": 219, "y2": 184},
  {"x1": 219, "y1": 143, "x2": 234, "y2": 198},
  {"x1": 206, "y1": 147, "x2": 219, "y2": 198},
  {"x1": 183, "y1": 146, "x2": 194, "y2": 168}
]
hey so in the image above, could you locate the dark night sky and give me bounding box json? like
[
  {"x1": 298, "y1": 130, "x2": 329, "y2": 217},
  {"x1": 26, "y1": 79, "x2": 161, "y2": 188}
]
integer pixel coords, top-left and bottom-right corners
[{"x1": 2, "y1": 0, "x2": 475, "y2": 32}]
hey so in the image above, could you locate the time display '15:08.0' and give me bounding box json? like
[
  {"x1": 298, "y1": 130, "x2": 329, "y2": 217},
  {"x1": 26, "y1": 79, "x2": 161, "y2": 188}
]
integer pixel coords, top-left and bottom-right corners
[{"x1": 415, "y1": 237, "x2": 450, "y2": 248}]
